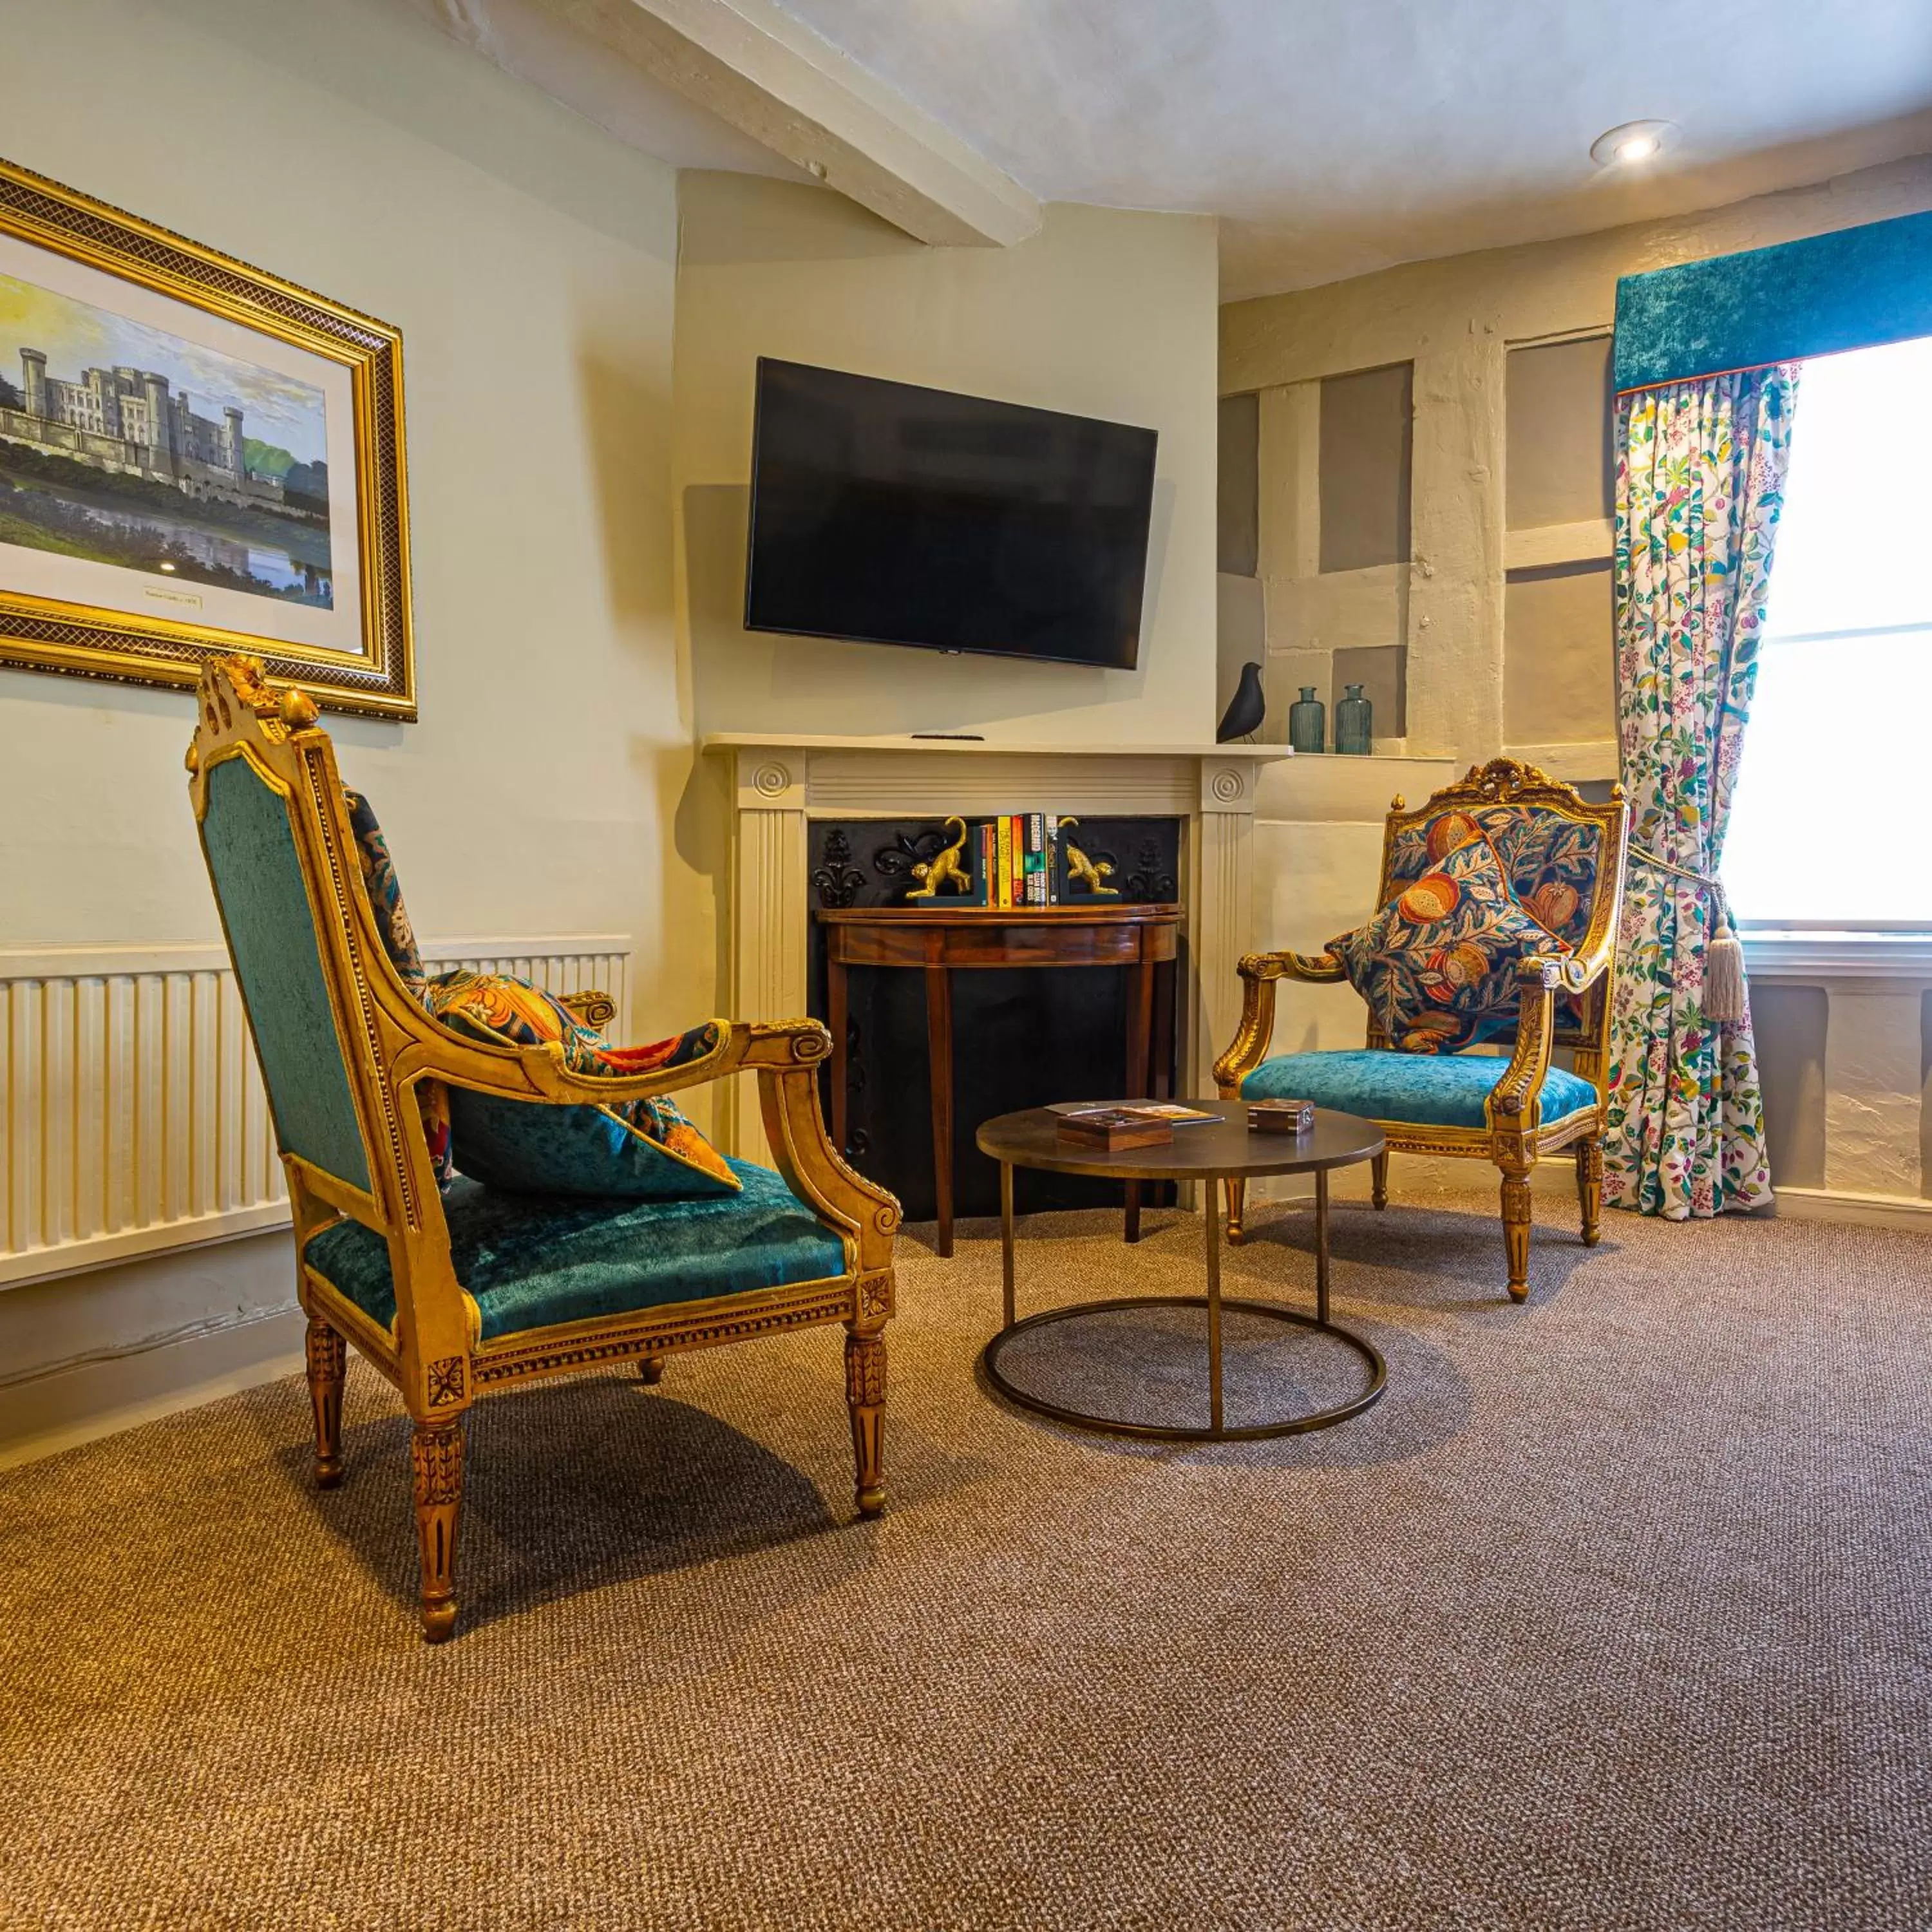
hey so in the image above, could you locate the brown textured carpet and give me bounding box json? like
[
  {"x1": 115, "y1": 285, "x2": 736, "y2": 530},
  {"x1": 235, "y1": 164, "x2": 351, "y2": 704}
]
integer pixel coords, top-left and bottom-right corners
[{"x1": 3, "y1": 1189, "x2": 1931, "y2": 1931}]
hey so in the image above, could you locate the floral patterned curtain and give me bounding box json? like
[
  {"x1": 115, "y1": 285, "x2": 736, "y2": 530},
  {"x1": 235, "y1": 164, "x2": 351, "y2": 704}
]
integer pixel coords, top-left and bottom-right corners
[{"x1": 1603, "y1": 365, "x2": 1800, "y2": 1220}]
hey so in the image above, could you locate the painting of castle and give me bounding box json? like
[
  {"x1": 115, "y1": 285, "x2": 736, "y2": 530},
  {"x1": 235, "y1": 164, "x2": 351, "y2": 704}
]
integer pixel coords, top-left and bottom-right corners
[
  {"x1": 12, "y1": 346, "x2": 286, "y2": 508},
  {"x1": 0, "y1": 269, "x2": 334, "y2": 607}
]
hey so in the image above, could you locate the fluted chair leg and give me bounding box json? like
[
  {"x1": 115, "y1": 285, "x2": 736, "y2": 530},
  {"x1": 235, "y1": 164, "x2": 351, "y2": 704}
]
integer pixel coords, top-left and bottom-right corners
[
  {"x1": 1576, "y1": 1139, "x2": 1604, "y2": 1245},
  {"x1": 411, "y1": 1419, "x2": 466, "y2": 1643},
  {"x1": 1500, "y1": 1172, "x2": 1532, "y2": 1302},
  {"x1": 1371, "y1": 1152, "x2": 1390, "y2": 1211},
  {"x1": 1224, "y1": 1177, "x2": 1247, "y2": 1244},
  {"x1": 305, "y1": 1316, "x2": 346, "y2": 1490},
  {"x1": 845, "y1": 1329, "x2": 886, "y2": 1519}
]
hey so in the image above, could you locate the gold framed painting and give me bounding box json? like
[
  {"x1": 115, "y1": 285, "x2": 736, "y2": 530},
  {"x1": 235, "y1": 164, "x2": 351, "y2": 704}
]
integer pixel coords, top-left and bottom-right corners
[{"x1": 0, "y1": 158, "x2": 413, "y2": 719}]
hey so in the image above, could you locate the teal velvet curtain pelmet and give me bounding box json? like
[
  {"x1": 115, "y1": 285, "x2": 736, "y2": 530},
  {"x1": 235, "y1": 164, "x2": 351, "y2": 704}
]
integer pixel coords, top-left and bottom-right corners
[
  {"x1": 1613, "y1": 209, "x2": 1932, "y2": 392},
  {"x1": 1603, "y1": 366, "x2": 1799, "y2": 1219}
]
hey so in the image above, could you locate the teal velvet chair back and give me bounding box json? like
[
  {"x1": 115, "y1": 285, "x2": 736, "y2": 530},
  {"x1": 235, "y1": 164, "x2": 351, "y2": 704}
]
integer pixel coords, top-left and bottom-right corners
[
  {"x1": 198, "y1": 747, "x2": 373, "y2": 1197},
  {"x1": 1378, "y1": 770, "x2": 1625, "y2": 1056}
]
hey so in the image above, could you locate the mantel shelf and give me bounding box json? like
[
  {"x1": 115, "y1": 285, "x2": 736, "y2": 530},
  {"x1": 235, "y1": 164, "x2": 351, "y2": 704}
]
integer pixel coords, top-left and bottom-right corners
[
  {"x1": 712, "y1": 731, "x2": 1266, "y2": 1164},
  {"x1": 816, "y1": 903, "x2": 1184, "y2": 925},
  {"x1": 703, "y1": 732, "x2": 1289, "y2": 761}
]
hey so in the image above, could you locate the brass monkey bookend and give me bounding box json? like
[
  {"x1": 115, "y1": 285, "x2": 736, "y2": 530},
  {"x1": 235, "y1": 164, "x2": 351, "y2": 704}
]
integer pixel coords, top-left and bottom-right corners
[
  {"x1": 1057, "y1": 818, "x2": 1119, "y2": 897},
  {"x1": 907, "y1": 816, "x2": 973, "y2": 899}
]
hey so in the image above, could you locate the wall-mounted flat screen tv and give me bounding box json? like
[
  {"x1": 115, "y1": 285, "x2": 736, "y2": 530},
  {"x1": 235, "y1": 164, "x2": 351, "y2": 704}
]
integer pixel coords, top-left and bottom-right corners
[{"x1": 744, "y1": 359, "x2": 1158, "y2": 670}]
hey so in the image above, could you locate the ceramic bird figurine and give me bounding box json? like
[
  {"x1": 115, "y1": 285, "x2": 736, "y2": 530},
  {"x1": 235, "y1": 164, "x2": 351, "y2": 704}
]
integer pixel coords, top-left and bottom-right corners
[{"x1": 1217, "y1": 661, "x2": 1266, "y2": 743}]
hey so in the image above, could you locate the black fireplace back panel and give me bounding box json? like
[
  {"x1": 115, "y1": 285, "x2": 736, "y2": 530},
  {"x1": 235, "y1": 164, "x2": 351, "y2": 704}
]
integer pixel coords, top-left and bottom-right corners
[
  {"x1": 808, "y1": 816, "x2": 1181, "y2": 911},
  {"x1": 807, "y1": 816, "x2": 1183, "y2": 1224}
]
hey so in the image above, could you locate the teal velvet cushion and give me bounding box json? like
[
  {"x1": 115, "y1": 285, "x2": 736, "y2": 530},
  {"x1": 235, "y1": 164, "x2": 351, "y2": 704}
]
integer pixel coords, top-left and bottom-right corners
[
  {"x1": 1243, "y1": 1050, "x2": 1599, "y2": 1130},
  {"x1": 304, "y1": 1158, "x2": 845, "y2": 1341},
  {"x1": 444, "y1": 1084, "x2": 738, "y2": 1200},
  {"x1": 1329, "y1": 831, "x2": 1569, "y2": 1054}
]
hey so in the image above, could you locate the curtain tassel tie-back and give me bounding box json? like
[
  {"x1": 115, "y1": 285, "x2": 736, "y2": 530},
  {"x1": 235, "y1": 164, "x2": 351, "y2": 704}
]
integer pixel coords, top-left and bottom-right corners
[{"x1": 1631, "y1": 847, "x2": 1746, "y2": 1026}]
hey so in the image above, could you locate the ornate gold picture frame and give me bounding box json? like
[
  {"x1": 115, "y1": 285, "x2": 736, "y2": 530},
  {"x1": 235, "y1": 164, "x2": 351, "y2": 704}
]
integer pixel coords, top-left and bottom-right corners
[{"x1": 0, "y1": 158, "x2": 413, "y2": 719}]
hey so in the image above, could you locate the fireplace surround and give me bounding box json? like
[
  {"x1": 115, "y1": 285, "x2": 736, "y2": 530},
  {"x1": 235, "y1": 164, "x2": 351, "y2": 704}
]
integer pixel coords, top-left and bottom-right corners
[{"x1": 706, "y1": 735, "x2": 1286, "y2": 1184}]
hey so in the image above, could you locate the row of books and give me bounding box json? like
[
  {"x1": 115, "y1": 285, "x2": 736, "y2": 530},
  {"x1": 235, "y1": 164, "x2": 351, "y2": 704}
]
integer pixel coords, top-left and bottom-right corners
[{"x1": 974, "y1": 813, "x2": 1062, "y2": 908}]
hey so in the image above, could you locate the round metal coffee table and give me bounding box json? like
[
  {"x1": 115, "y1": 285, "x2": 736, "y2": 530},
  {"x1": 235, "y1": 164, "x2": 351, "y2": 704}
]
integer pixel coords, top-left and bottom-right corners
[{"x1": 976, "y1": 1103, "x2": 1387, "y2": 1441}]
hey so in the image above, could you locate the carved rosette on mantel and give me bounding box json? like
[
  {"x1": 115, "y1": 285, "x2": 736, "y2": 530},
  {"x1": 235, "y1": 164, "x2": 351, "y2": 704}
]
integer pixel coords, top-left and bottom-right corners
[{"x1": 705, "y1": 734, "x2": 1285, "y2": 1163}]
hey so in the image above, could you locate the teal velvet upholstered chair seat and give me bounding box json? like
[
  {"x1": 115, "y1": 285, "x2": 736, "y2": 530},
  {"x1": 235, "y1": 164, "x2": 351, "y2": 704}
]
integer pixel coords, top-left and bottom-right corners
[
  {"x1": 1215, "y1": 759, "x2": 1628, "y2": 1300},
  {"x1": 188, "y1": 658, "x2": 900, "y2": 1641}
]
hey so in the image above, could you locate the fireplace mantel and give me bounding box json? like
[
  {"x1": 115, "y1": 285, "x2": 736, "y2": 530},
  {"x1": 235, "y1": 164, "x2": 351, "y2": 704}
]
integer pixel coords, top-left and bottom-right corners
[{"x1": 703, "y1": 732, "x2": 1289, "y2": 1162}]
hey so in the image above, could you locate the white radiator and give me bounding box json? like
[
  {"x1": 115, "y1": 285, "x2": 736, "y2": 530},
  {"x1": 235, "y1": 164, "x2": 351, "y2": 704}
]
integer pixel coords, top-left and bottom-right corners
[{"x1": 0, "y1": 936, "x2": 630, "y2": 1289}]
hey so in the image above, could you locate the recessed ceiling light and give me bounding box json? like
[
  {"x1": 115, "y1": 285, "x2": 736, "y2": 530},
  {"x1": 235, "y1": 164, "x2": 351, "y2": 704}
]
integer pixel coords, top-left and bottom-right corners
[{"x1": 1591, "y1": 120, "x2": 1677, "y2": 167}]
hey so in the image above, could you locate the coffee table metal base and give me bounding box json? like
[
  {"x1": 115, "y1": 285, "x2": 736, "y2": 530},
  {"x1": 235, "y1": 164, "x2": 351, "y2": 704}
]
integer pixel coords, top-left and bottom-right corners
[
  {"x1": 982, "y1": 1294, "x2": 1385, "y2": 1442},
  {"x1": 982, "y1": 1159, "x2": 1386, "y2": 1442}
]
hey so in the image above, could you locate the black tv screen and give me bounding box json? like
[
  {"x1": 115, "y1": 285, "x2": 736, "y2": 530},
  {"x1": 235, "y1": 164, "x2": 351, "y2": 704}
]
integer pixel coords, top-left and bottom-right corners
[{"x1": 744, "y1": 359, "x2": 1157, "y2": 669}]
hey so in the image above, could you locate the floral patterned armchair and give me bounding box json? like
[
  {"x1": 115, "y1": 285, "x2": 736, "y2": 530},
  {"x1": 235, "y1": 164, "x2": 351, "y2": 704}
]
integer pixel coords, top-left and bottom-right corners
[{"x1": 1215, "y1": 759, "x2": 1629, "y2": 1299}]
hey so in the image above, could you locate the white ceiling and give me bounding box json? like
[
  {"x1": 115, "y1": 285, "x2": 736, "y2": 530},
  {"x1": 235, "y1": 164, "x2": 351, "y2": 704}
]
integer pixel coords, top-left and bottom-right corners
[{"x1": 765, "y1": 0, "x2": 1932, "y2": 297}]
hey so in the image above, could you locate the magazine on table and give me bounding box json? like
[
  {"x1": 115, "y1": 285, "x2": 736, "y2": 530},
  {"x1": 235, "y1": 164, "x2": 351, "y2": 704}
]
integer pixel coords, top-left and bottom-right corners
[{"x1": 1047, "y1": 1102, "x2": 1218, "y2": 1124}]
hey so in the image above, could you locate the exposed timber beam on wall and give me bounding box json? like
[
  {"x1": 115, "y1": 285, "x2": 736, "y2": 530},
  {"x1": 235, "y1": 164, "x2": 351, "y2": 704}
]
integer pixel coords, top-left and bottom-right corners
[{"x1": 417, "y1": 0, "x2": 1043, "y2": 247}]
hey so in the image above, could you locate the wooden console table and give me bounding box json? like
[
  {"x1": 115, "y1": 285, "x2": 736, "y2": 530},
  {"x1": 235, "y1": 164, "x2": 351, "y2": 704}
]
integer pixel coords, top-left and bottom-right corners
[{"x1": 818, "y1": 904, "x2": 1184, "y2": 1257}]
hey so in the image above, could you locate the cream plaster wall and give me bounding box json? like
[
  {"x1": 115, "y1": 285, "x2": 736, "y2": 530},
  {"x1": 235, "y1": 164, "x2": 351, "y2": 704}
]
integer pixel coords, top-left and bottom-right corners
[
  {"x1": 0, "y1": 0, "x2": 701, "y2": 1454},
  {"x1": 672, "y1": 173, "x2": 1220, "y2": 746},
  {"x1": 1223, "y1": 151, "x2": 1932, "y2": 779},
  {"x1": 0, "y1": 16, "x2": 1230, "y2": 1461},
  {"x1": 1223, "y1": 152, "x2": 1932, "y2": 1216}
]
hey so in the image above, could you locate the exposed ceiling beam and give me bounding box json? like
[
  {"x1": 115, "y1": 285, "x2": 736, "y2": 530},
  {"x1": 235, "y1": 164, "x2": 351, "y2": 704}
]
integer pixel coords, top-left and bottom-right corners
[{"x1": 428, "y1": 0, "x2": 1043, "y2": 247}]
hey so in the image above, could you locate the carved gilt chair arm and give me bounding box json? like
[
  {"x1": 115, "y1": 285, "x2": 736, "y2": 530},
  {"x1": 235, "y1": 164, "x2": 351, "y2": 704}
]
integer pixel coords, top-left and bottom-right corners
[
  {"x1": 1542, "y1": 937, "x2": 1615, "y2": 998},
  {"x1": 556, "y1": 989, "x2": 617, "y2": 1028},
  {"x1": 757, "y1": 1061, "x2": 900, "y2": 1278},
  {"x1": 390, "y1": 1016, "x2": 819, "y2": 1109},
  {"x1": 1213, "y1": 948, "x2": 1349, "y2": 1092},
  {"x1": 1243, "y1": 948, "x2": 1347, "y2": 985},
  {"x1": 1487, "y1": 956, "x2": 1566, "y2": 1128}
]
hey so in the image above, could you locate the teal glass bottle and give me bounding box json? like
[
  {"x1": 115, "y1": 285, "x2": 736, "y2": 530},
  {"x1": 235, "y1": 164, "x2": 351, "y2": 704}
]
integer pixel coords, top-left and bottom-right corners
[
  {"x1": 1334, "y1": 683, "x2": 1373, "y2": 755},
  {"x1": 1287, "y1": 686, "x2": 1325, "y2": 754}
]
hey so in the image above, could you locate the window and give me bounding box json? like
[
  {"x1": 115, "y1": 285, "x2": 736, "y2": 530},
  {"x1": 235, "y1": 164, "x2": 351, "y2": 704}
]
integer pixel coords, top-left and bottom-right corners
[{"x1": 1724, "y1": 334, "x2": 1932, "y2": 924}]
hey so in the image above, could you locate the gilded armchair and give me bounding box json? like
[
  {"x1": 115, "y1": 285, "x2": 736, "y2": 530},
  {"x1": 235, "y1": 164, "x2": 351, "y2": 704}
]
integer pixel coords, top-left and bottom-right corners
[
  {"x1": 188, "y1": 658, "x2": 899, "y2": 1640},
  {"x1": 1215, "y1": 759, "x2": 1628, "y2": 1300}
]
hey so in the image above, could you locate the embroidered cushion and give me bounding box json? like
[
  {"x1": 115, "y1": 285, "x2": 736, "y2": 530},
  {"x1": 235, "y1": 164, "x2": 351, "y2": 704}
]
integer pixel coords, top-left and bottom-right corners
[
  {"x1": 1386, "y1": 806, "x2": 1602, "y2": 949},
  {"x1": 339, "y1": 788, "x2": 733, "y2": 1199},
  {"x1": 343, "y1": 789, "x2": 426, "y2": 994},
  {"x1": 1328, "y1": 829, "x2": 1570, "y2": 1054},
  {"x1": 342, "y1": 788, "x2": 453, "y2": 1183},
  {"x1": 424, "y1": 969, "x2": 739, "y2": 1199},
  {"x1": 1387, "y1": 804, "x2": 1603, "y2": 1034}
]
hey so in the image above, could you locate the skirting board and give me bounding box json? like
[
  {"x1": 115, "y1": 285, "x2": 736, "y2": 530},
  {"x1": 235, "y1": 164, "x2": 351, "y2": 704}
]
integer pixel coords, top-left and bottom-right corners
[
  {"x1": 0, "y1": 1292, "x2": 305, "y2": 1470},
  {"x1": 1769, "y1": 1186, "x2": 1932, "y2": 1233},
  {"x1": 1257, "y1": 1167, "x2": 1932, "y2": 1231}
]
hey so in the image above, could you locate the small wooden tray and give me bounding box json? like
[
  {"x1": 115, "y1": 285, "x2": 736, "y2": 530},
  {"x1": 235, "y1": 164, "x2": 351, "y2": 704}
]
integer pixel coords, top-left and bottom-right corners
[{"x1": 1056, "y1": 1109, "x2": 1175, "y2": 1151}]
